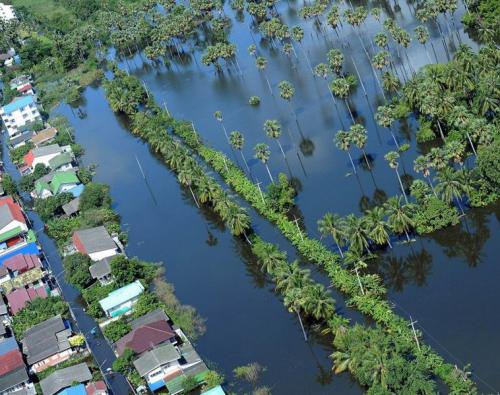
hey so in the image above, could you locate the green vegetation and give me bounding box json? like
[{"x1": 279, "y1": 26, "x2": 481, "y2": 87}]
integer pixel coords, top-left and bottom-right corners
[
  {"x1": 103, "y1": 319, "x2": 131, "y2": 343},
  {"x1": 62, "y1": 253, "x2": 93, "y2": 290},
  {"x1": 11, "y1": 297, "x2": 69, "y2": 338}
]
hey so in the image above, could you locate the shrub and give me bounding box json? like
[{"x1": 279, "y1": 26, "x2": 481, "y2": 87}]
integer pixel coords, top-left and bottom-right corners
[
  {"x1": 63, "y1": 253, "x2": 93, "y2": 290},
  {"x1": 12, "y1": 297, "x2": 68, "y2": 338},
  {"x1": 103, "y1": 319, "x2": 131, "y2": 342},
  {"x1": 249, "y1": 95, "x2": 260, "y2": 106}
]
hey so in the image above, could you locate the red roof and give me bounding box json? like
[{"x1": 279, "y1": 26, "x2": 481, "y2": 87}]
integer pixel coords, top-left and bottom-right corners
[
  {"x1": 6, "y1": 286, "x2": 48, "y2": 314},
  {"x1": 23, "y1": 150, "x2": 34, "y2": 167},
  {"x1": 115, "y1": 320, "x2": 176, "y2": 356},
  {"x1": 0, "y1": 196, "x2": 26, "y2": 225},
  {"x1": 86, "y1": 381, "x2": 107, "y2": 395},
  {"x1": 3, "y1": 254, "x2": 41, "y2": 274},
  {"x1": 17, "y1": 83, "x2": 33, "y2": 93},
  {"x1": 0, "y1": 349, "x2": 25, "y2": 375}
]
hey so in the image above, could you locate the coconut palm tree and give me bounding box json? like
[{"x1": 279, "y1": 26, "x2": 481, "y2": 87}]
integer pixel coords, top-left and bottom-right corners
[
  {"x1": 344, "y1": 214, "x2": 370, "y2": 254},
  {"x1": 178, "y1": 160, "x2": 202, "y2": 208},
  {"x1": 435, "y1": 168, "x2": 470, "y2": 214},
  {"x1": 326, "y1": 49, "x2": 344, "y2": 75},
  {"x1": 317, "y1": 213, "x2": 346, "y2": 257},
  {"x1": 384, "y1": 196, "x2": 414, "y2": 242},
  {"x1": 255, "y1": 56, "x2": 273, "y2": 94},
  {"x1": 364, "y1": 206, "x2": 392, "y2": 248},
  {"x1": 375, "y1": 105, "x2": 399, "y2": 147},
  {"x1": 230, "y1": 130, "x2": 250, "y2": 172},
  {"x1": 349, "y1": 124, "x2": 370, "y2": 169},
  {"x1": 214, "y1": 110, "x2": 229, "y2": 141},
  {"x1": 444, "y1": 140, "x2": 465, "y2": 167},
  {"x1": 301, "y1": 284, "x2": 335, "y2": 320},
  {"x1": 263, "y1": 119, "x2": 285, "y2": 157},
  {"x1": 254, "y1": 143, "x2": 274, "y2": 183},
  {"x1": 256, "y1": 244, "x2": 286, "y2": 274},
  {"x1": 384, "y1": 151, "x2": 409, "y2": 204},
  {"x1": 223, "y1": 202, "x2": 251, "y2": 236},
  {"x1": 330, "y1": 76, "x2": 357, "y2": 122},
  {"x1": 335, "y1": 130, "x2": 356, "y2": 174},
  {"x1": 382, "y1": 72, "x2": 401, "y2": 94}
]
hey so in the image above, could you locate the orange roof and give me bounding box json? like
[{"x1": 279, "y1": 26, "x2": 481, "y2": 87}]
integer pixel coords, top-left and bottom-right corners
[
  {"x1": 24, "y1": 150, "x2": 34, "y2": 167},
  {"x1": 0, "y1": 196, "x2": 26, "y2": 225}
]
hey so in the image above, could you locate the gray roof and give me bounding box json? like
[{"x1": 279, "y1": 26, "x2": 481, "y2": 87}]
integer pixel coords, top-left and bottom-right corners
[
  {"x1": 0, "y1": 322, "x2": 6, "y2": 336},
  {"x1": 0, "y1": 367, "x2": 29, "y2": 393},
  {"x1": 32, "y1": 144, "x2": 62, "y2": 158},
  {"x1": 74, "y1": 226, "x2": 116, "y2": 254},
  {"x1": 130, "y1": 308, "x2": 170, "y2": 330},
  {"x1": 9, "y1": 131, "x2": 34, "y2": 146},
  {"x1": 22, "y1": 315, "x2": 71, "y2": 365},
  {"x1": 40, "y1": 363, "x2": 92, "y2": 395},
  {"x1": 0, "y1": 204, "x2": 16, "y2": 229},
  {"x1": 133, "y1": 343, "x2": 181, "y2": 377},
  {"x1": 179, "y1": 343, "x2": 202, "y2": 365},
  {"x1": 89, "y1": 258, "x2": 112, "y2": 279},
  {"x1": 0, "y1": 298, "x2": 7, "y2": 316},
  {"x1": 62, "y1": 197, "x2": 80, "y2": 216}
]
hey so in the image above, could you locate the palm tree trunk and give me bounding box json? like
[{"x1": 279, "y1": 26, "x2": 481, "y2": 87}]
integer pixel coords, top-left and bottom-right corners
[
  {"x1": 344, "y1": 99, "x2": 355, "y2": 123},
  {"x1": 276, "y1": 139, "x2": 286, "y2": 159},
  {"x1": 221, "y1": 123, "x2": 229, "y2": 142},
  {"x1": 465, "y1": 131, "x2": 477, "y2": 155},
  {"x1": 240, "y1": 151, "x2": 250, "y2": 172},
  {"x1": 395, "y1": 168, "x2": 409, "y2": 204},
  {"x1": 386, "y1": 236, "x2": 393, "y2": 249},
  {"x1": 362, "y1": 149, "x2": 371, "y2": 169},
  {"x1": 426, "y1": 175, "x2": 438, "y2": 198},
  {"x1": 265, "y1": 163, "x2": 274, "y2": 183},
  {"x1": 404, "y1": 229, "x2": 411, "y2": 242},
  {"x1": 334, "y1": 237, "x2": 344, "y2": 257},
  {"x1": 354, "y1": 267, "x2": 365, "y2": 295},
  {"x1": 189, "y1": 185, "x2": 200, "y2": 208},
  {"x1": 347, "y1": 151, "x2": 357, "y2": 174},
  {"x1": 296, "y1": 309, "x2": 308, "y2": 341},
  {"x1": 436, "y1": 119, "x2": 446, "y2": 142}
]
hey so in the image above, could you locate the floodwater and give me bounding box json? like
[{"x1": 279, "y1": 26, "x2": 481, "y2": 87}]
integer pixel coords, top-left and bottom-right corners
[{"x1": 57, "y1": 0, "x2": 499, "y2": 392}]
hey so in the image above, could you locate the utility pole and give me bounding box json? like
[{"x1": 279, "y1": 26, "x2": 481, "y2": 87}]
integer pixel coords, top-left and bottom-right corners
[
  {"x1": 293, "y1": 216, "x2": 304, "y2": 242},
  {"x1": 409, "y1": 315, "x2": 421, "y2": 351}
]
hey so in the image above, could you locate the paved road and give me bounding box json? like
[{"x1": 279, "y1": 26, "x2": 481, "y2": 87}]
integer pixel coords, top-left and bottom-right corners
[{"x1": 1, "y1": 138, "x2": 133, "y2": 395}]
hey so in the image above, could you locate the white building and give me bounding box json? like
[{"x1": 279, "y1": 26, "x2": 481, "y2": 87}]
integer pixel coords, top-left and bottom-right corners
[
  {"x1": 72, "y1": 226, "x2": 119, "y2": 262},
  {"x1": 0, "y1": 3, "x2": 16, "y2": 21},
  {"x1": 0, "y1": 96, "x2": 41, "y2": 138},
  {"x1": 23, "y1": 144, "x2": 72, "y2": 171}
]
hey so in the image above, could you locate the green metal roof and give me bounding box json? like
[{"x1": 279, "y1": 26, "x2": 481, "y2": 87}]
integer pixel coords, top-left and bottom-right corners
[
  {"x1": 0, "y1": 226, "x2": 23, "y2": 243},
  {"x1": 50, "y1": 171, "x2": 80, "y2": 194},
  {"x1": 98, "y1": 280, "x2": 144, "y2": 313},
  {"x1": 48, "y1": 152, "x2": 72, "y2": 170},
  {"x1": 35, "y1": 180, "x2": 51, "y2": 195},
  {"x1": 165, "y1": 370, "x2": 209, "y2": 395}
]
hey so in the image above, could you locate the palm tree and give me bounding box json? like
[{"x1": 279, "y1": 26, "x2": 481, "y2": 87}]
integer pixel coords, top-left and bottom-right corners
[
  {"x1": 178, "y1": 161, "x2": 201, "y2": 208},
  {"x1": 374, "y1": 32, "x2": 388, "y2": 48},
  {"x1": 384, "y1": 151, "x2": 409, "y2": 204},
  {"x1": 344, "y1": 214, "x2": 370, "y2": 254},
  {"x1": 435, "y1": 168, "x2": 470, "y2": 214},
  {"x1": 223, "y1": 202, "x2": 251, "y2": 236},
  {"x1": 301, "y1": 284, "x2": 335, "y2": 320},
  {"x1": 382, "y1": 72, "x2": 401, "y2": 94},
  {"x1": 375, "y1": 105, "x2": 399, "y2": 147},
  {"x1": 283, "y1": 287, "x2": 308, "y2": 341},
  {"x1": 256, "y1": 244, "x2": 286, "y2": 274},
  {"x1": 335, "y1": 130, "x2": 356, "y2": 174},
  {"x1": 291, "y1": 25, "x2": 312, "y2": 73},
  {"x1": 372, "y1": 50, "x2": 390, "y2": 70},
  {"x1": 326, "y1": 49, "x2": 344, "y2": 75},
  {"x1": 349, "y1": 124, "x2": 370, "y2": 169},
  {"x1": 413, "y1": 155, "x2": 437, "y2": 197},
  {"x1": 255, "y1": 56, "x2": 272, "y2": 94},
  {"x1": 278, "y1": 81, "x2": 296, "y2": 119},
  {"x1": 214, "y1": 110, "x2": 229, "y2": 141},
  {"x1": 254, "y1": 143, "x2": 274, "y2": 183},
  {"x1": 364, "y1": 206, "x2": 392, "y2": 248},
  {"x1": 384, "y1": 196, "x2": 414, "y2": 242},
  {"x1": 263, "y1": 119, "x2": 285, "y2": 157},
  {"x1": 444, "y1": 140, "x2": 465, "y2": 167},
  {"x1": 414, "y1": 25, "x2": 432, "y2": 63},
  {"x1": 317, "y1": 213, "x2": 346, "y2": 257},
  {"x1": 329, "y1": 76, "x2": 357, "y2": 123},
  {"x1": 230, "y1": 130, "x2": 250, "y2": 172}
]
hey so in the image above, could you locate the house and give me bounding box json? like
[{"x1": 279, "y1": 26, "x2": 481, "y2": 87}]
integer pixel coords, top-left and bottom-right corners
[
  {"x1": 40, "y1": 363, "x2": 92, "y2": 395},
  {"x1": 48, "y1": 153, "x2": 74, "y2": 172},
  {"x1": 114, "y1": 319, "x2": 176, "y2": 356},
  {"x1": 0, "y1": 3, "x2": 16, "y2": 21},
  {"x1": 0, "y1": 266, "x2": 9, "y2": 286},
  {"x1": 0, "y1": 48, "x2": 15, "y2": 68},
  {"x1": 9, "y1": 76, "x2": 32, "y2": 91},
  {"x1": 0, "y1": 349, "x2": 32, "y2": 394},
  {"x1": 88, "y1": 258, "x2": 113, "y2": 285},
  {"x1": 0, "y1": 337, "x2": 18, "y2": 356},
  {"x1": 6, "y1": 284, "x2": 49, "y2": 314},
  {"x1": 0, "y1": 96, "x2": 41, "y2": 138},
  {"x1": 201, "y1": 385, "x2": 226, "y2": 395},
  {"x1": 0, "y1": 297, "x2": 9, "y2": 324},
  {"x1": 22, "y1": 315, "x2": 74, "y2": 373},
  {"x1": 133, "y1": 342, "x2": 208, "y2": 393},
  {"x1": 30, "y1": 127, "x2": 58, "y2": 147},
  {"x1": 33, "y1": 171, "x2": 82, "y2": 199},
  {"x1": 9, "y1": 130, "x2": 34, "y2": 149},
  {"x1": 98, "y1": 280, "x2": 144, "y2": 318},
  {"x1": 0, "y1": 197, "x2": 28, "y2": 253},
  {"x1": 0, "y1": 322, "x2": 6, "y2": 338},
  {"x1": 130, "y1": 308, "x2": 170, "y2": 331},
  {"x1": 3, "y1": 254, "x2": 42, "y2": 276},
  {"x1": 72, "y1": 226, "x2": 118, "y2": 262},
  {"x1": 85, "y1": 381, "x2": 107, "y2": 395},
  {"x1": 62, "y1": 197, "x2": 80, "y2": 217},
  {"x1": 24, "y1": 144, "x2": 71, "y2": 170}
]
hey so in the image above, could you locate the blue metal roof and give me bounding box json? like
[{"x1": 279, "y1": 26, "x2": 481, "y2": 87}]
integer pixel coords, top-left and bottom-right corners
[
  {"x1": 0, "y1": 242, "x2": 39, "y2": 266},
  {"x1": 0, "y1": 337, "x2": 19, "y2": 356},
  {"x1": 2, "y1": 95, "x2": 35, "y2": 115},
  {"x1": 148, "y1": 379, "x2": 166, "y2": 392},
  {"x1": 99, "y1": 280, "x2": 144, "y2": 312},
  {"x1": 201, "y1": 385, "x2": 226, "y2": 395},
  {"x1": 57, "y1": 384, "x2": 86, "y2": 395}
]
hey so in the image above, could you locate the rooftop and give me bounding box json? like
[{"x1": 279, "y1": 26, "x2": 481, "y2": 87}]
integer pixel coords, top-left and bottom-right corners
[
  {"x1": 3, "y1": 254, "x2": 41, "y2": 273},
  {"x1": 22, "y1": 315, "x2": 72, "y2": 365},
  {"x1": 32, "y1": 144, "x2": 63, "y2": 158},
  {"x1": 6, "y1": 285, "x2": 48, "y2": 314},
  {"x1": 0, "y1": 196, "x2": 25, "y2": 229},
  {"x1": 2, "y1": 267, "x2": 45, "y2": 294},
  {"x1": 99, "y1": 280, "x2": 144, "y2": 313},
  {"x1": 0, "y1": 337, "x2": 19, "y2": 356},
  {"x1": 48, "y1": 153, "x2": 72, "y2": 170},
  {"x1": 62, "y1": 197, "x2": 80, "y2": 216},
  {"x1": 30, "y1": 127, "x2": 57, "y2": 146},
  {"x1": 0, "y1": 366, "x2": 29, "y2": 393},
  {"x1": 114, "y1": 319, "x2": 176, "y2": 356},
  {"x1": 133, "y1": 342, "x2": 181, "y2": 377},
  {"x1": 73, "y1": 226, "x2": 116, "y2": 254},
  {"x1": 0, "y1": 349, "x2": 25, "y2": 375},
  {"x1": 130, "y1": 308, "x2": 170, "y2": 330},
  {"x1": 1, "y1": 95, "x2": 34, "y2": 116},
  {"x1": 40, "y1": 363, "x2": 92, "y2": 395},
  {"x1": 50, "y1": 171, "x2": 79, "y2": 194},
  {"x1": 9, "y1": 131, "x2": 34, "y2": 146},
  {"x1": 89, "y1": 258, "x2": 111, "y2": 280}
]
